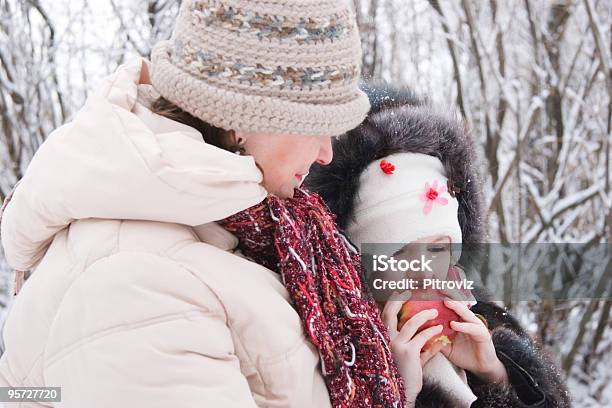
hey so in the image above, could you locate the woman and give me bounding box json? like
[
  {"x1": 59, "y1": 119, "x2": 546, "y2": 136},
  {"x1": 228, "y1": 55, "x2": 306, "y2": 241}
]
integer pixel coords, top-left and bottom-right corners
[
  {"x1": 305, "y1": 83, "x2": 572, "y2": 407},
  {"x1": 0, "y1": 1, "x2": 412, "y2": 407}
]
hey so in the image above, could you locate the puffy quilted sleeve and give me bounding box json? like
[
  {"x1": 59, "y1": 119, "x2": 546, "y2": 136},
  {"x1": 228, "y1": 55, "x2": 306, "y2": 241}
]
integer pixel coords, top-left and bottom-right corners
[{"x1": 42, "y1": 251, "x2": 258, "y2": 408}]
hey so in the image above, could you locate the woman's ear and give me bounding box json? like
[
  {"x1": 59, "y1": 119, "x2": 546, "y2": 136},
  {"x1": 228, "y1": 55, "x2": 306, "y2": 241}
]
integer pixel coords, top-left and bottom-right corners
[
  {"x1": 233, "y1": 131, "x2": 249, "y2": 144},
  {"x1": 229, "y1": 130, "x2": 248, "y2": 155}
]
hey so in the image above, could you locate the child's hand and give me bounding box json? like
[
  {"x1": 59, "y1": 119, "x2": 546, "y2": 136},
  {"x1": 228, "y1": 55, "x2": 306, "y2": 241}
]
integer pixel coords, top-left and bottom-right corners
[
  {"x1": 440, "y1": 299, "x2": 509, "y2": 385},
  {"x1": 381, "y1": 291, "x2": 446, "y2": 406}
]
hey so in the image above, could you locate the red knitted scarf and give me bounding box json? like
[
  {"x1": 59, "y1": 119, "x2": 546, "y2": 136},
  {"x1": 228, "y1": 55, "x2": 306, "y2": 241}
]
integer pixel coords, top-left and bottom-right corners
[{"x1": 220, "y1": 189, "x2": 406, "y2": 408}]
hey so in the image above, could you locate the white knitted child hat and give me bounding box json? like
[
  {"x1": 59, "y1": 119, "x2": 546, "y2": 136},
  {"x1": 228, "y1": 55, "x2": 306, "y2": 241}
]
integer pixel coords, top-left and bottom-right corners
[
  {"x1": 150, "y1": 0, "x2": 370, "y2": 136},
  {"x1": 347, "y1": 151, "x2": 477, "y2": 406},
  {"x1": 347, "y1": 152, "x2": 463, "y2": 257}
]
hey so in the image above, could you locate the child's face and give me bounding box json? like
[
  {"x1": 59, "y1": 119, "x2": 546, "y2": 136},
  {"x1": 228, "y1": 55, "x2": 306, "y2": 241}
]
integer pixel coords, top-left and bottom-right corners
[
  {"x1": 393, "y1": 235, "x2": 453, "y2": 282},
  {"x1": 370, "y1": 235, "x2": 455, "y2": 304}
]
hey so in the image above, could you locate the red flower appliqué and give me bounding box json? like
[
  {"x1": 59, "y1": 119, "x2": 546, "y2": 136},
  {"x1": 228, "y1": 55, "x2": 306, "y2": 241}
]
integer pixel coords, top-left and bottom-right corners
[
  {"x1": 380, "y1": 159, "x2": 395, "y2": 174},
  {"x1": 418, "y1": 180, "x2": 449, "y2": 215}
]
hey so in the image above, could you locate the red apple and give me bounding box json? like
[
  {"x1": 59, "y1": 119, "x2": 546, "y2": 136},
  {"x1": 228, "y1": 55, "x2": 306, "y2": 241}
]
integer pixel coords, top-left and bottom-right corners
[{"x1": 397, "y1": 289, "x2": 464, "y2": 350}]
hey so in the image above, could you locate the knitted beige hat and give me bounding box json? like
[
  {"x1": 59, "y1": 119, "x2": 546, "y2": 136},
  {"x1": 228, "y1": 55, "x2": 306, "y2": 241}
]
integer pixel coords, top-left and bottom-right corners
[{"x1": 149, "y1": 0, "x2": 370, "y2": 136}]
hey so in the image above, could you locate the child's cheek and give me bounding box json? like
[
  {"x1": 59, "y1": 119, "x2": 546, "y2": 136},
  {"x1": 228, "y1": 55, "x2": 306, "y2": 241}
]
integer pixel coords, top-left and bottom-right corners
[{"x1": 430, "y1": 252, "x2": 452, "y2": 281}]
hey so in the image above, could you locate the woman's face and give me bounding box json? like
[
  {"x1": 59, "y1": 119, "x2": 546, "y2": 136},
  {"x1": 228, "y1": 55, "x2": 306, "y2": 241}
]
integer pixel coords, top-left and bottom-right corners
[{"x1": 236, "y1": 131, "x2": 333, "y2": 198}]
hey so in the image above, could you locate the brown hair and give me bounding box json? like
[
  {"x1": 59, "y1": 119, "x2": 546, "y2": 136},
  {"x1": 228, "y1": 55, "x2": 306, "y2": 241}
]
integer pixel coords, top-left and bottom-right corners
[{"x1": 150, "y1": 96, "x2": 244, "y2": 154}]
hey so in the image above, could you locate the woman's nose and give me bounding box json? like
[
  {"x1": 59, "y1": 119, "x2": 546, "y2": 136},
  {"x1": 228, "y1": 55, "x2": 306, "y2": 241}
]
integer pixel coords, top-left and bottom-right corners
[{"x1": 316, "y1": 136, "x2": 333, "y2": 165}]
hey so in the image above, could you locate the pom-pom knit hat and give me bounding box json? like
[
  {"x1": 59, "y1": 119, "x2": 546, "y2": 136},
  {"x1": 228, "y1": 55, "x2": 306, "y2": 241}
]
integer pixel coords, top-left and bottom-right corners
[{"x1": 150, "y1": 0, "x2": 371, "y2": 136}]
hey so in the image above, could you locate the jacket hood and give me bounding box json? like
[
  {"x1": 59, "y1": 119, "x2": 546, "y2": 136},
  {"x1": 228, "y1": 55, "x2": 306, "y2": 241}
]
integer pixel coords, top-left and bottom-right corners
[
  {"x1": 304, "y1": 82, "x2": 487, "y2": 245},
  {"x1": 0, "y1": 56, "x2": 267, "y2": 271}
]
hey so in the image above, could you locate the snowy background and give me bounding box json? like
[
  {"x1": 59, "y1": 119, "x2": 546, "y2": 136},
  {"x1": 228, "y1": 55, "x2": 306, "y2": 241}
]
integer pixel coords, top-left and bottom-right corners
[{"x1": 0, "y1": 0, "x2": 610, "y2": 406}]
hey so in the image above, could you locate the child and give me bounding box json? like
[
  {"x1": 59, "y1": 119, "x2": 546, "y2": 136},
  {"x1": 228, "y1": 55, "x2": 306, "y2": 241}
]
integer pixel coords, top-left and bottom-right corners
[{"x1": 305, "y1": 82, "x2": 571, "y2": 407}]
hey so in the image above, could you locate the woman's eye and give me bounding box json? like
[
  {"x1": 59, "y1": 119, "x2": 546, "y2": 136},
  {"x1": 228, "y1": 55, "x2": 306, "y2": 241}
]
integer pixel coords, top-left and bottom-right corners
[{"x1": 427, "y1": 246, "x2": 447, "y2": 253}]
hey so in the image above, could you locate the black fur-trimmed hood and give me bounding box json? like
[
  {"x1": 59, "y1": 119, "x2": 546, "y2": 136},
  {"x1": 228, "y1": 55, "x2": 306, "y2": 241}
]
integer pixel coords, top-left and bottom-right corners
[{"x1": 304, "y1": 82, "x2": 487, "y2": 245}]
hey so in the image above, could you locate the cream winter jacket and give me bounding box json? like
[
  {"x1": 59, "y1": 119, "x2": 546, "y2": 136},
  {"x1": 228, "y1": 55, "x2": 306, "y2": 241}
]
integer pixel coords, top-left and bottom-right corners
[{"x1": 0, "y1": 57, "x2": 332, "y2": 408}]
